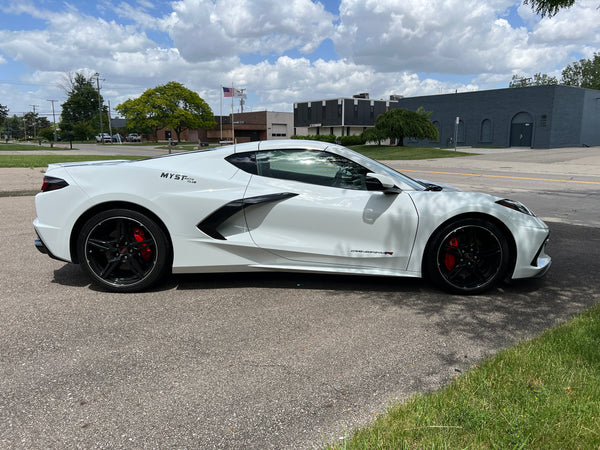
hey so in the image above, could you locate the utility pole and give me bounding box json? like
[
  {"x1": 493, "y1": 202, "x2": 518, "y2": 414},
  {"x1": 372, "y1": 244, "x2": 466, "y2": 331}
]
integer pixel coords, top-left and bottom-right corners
[
  {"x1": 108, "y1": 100, "x2": 113, "y2": 141},
  {"x1": 93, "y1": 73, "x2": 105, "y2": 143},
  {"x1": 47, "y1": 99, "x2": 57, "y2": 142},
  {"x1": 30, "y1": 104, "x2": 39, "y2": 138}
]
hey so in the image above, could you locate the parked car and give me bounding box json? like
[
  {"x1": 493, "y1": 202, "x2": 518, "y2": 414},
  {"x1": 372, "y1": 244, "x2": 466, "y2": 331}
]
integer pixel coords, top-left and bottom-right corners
[
  {"x1": 33, "y1": 139, "x2": 551, "y2": 294},
  {"x1": 95, "y1": 133, "x2": 111, "y2": 143},
  {"x1": 126, "y1": 133, "x2": 141, "y2": 142},
  {"x1": 112, "y1": 133, "x2": 124, "y2": 142}
]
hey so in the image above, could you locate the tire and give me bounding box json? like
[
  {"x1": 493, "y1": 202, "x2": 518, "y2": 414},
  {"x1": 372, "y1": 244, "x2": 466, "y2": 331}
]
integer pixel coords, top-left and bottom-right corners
[
  {"x1": 77, "y1": 209, "x2": 170, "y2": 292},
  {"x1": 426, "y1": 217, "x2": 510, "y2": 294}
]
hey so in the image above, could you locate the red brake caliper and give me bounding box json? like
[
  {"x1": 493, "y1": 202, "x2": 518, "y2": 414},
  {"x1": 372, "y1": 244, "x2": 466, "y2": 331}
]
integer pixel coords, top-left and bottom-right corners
[
  {"x1": 444, "y1": 237, "x2": 458, "y2": 271},
  {"x1": 133, "y1": 227, "x2": 152, "y2": 261}
]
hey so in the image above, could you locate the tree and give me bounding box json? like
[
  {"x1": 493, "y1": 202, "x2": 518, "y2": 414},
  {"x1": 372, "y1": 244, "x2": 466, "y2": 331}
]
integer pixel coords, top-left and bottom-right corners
[
  {"x1": 117, "y1": 82, "x2": 216, "y2": 142},
  {"x1": 561, "y1": 53, "x2": 600, "y2": 90},
  {"x1": 509, "y1": 72, "x2": 559, "y2": 87},
  {"x1": 4, "y1": 115, "x2": 23, "y2": 139},
  {"x1": 60, "y1": 72, "x2": 105, "y2": 136},
  {"x1": 22, "y1": 112, "x2": 51, "y2": 137},
  {"x1": 369, "y1": 108, "x2": 439, "y2": 146},
  {"x1": 38, "y1": 127, "x2": 55, "y2": 142},
  {"x1": 523, "y1": 0, "x2": 575, "y2": 17},
  {"x1": 361, "y1": 126, "x2": 387, "y2": 145},
  {"x1": 0, "y1": 104, "x2": 8, "y2": 124}
]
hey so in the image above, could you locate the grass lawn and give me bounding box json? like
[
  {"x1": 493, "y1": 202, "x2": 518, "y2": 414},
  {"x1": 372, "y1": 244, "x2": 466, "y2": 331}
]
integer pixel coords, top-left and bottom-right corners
[
  {"x1": 0, "y1": 143, "x2": 67, "y2": 151},
  {"x1": 0, "y1": 154, "x2": 144, "y2": 168},
  {"x1": 348, "y1": 145, "x2": 471, "y2": 160},
  {"x1": 328, "y1": 303, "x2": 600, "y2": 449}
]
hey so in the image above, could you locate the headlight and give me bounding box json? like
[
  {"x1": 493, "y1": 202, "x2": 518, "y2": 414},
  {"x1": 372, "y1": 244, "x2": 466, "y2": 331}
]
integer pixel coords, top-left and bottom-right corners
[{"x1": 496, "y1": 199, "x2": 535, "y2": 216}]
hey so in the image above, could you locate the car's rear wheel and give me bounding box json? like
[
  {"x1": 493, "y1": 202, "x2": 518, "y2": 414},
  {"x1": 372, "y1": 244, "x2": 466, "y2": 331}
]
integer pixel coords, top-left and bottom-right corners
[
  {"x1": 77, "y1": 209, "x2": 170, "y2": 292},
  {"x1": 426, "y1": 217, "x2": 509, "y2": 294}
]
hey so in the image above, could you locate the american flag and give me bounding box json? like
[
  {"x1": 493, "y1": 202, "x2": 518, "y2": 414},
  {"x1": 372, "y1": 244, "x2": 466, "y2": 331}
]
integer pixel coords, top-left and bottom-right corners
[{"x1": 223, "y1": 87, "x2": 234, "y2": 97}]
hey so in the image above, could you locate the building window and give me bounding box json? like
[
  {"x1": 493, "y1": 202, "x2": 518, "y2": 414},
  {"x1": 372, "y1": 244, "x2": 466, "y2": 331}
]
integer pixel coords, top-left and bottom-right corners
[
  {"x1": 540, "y1": 115, "x2": 547, "y2": 127},
  {"x1": 480, "y1": 119, "x2": 492, "y2": 142},
  {"x1": 354, "y1": 105, "x2": 358, "y2": 120}
]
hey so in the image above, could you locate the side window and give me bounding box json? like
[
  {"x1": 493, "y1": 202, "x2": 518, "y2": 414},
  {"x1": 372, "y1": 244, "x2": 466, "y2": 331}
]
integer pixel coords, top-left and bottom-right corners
[
  {"x1": 255, "y1": 149, "x2": 370, "y2": 190},
  {"x1": 225, "y1": 152, "x2": 257, "y2": 174}
]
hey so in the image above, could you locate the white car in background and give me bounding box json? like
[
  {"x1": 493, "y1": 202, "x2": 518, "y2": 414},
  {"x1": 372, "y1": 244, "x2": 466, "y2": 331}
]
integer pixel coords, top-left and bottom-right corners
[
  {"x1": 126, "y1": 133, "x2": 141, "y2": 142},
  {"x1": 95, "y1": 133, "x2": 111, "y2": 143},
  {"x1": 33, "y1": 140, "x2": 550, "y2": 293}
]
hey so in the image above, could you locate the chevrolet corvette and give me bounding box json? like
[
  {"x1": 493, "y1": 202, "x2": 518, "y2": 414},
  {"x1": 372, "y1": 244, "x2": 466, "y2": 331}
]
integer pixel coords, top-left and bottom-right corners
[{"x1": 33, "y1": 140, "x2": 550, "y2": 294}]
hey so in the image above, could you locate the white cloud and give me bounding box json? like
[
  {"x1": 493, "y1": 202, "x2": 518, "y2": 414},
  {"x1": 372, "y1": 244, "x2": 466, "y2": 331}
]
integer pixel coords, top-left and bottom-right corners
[
  {"x1": 332, "y1": 0, "x2": 599, "y2": 77},
  {"x1": 0, "y1": 0, "x2": 598, "y2": 118},
  {"x1": 159, "y1": 0, "x2": 336, "y2": 61}
]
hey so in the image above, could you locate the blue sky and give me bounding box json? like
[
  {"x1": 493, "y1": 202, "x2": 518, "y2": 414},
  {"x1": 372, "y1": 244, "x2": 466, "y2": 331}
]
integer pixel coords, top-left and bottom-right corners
[{"x1": 0, "y1": 0, "x2": 599, "y2": 120}]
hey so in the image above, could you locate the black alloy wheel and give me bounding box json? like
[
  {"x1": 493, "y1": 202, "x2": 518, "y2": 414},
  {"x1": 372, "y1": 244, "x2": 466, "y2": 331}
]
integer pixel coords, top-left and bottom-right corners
[
  {"x1": 77, "y1": 209, "x2": 170, "y2": 292},
  {"x1": 426, "y1": 218, "x2": 509, "y2": 294}
]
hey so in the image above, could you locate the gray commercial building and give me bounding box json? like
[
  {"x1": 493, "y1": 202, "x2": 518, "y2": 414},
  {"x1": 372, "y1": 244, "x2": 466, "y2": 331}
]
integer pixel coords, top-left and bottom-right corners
[
  {"x1": 294, "y1": 86, "x2": 600, "y2": 148},
  {"x1": 294, "y1": 93, "x2": 399, "y2": 137}
]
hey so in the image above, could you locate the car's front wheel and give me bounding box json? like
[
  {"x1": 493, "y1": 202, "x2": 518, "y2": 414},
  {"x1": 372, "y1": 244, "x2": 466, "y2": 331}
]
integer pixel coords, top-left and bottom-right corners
[
  {"x1": 426, "y1": 217, "x2": 510, "y2": 294},
  {"x1": 77, "y1": 209, "x2": 170, "y2": 292}
]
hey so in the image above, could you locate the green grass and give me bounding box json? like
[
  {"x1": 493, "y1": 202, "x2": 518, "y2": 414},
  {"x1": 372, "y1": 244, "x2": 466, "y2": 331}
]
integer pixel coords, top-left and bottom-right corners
[
  {"x1": 0, "y1": 154, "x2": 144, "y2": 168},
  {"x1": 329, "y1": 304, "x2": 600, "y2": 449},
  {"x1": 348, "y1": 145, "x2": 471, "y2": 160},
  {"x1": 0, "y1": 143, "x2": 69, "y2": 151}
]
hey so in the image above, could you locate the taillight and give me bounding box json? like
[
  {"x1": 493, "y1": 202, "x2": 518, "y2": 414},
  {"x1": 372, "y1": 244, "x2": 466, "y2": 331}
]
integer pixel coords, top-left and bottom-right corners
[{"x1": 41, "y1": 176, "x2": 69, "y2": 192}]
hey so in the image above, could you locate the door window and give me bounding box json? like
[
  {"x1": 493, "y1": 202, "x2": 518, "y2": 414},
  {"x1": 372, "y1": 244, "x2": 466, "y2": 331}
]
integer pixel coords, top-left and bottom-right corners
[{"x1": 227, "y1": 150, "x2": 370, "y2": 190}]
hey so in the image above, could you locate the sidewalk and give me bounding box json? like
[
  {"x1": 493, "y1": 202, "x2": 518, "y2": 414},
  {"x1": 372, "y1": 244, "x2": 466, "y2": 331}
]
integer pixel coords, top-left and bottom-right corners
[
  {"x1": 1, "y1": 146, "x2": 599, "y2": 197},
  {"x1": 391, "y1": 146, "x2": 600, "y2": 177}
]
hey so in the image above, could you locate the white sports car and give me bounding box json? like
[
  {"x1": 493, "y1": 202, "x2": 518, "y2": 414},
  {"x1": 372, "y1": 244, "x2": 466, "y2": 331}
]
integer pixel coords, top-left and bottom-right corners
[{"x1": 33, "y1": 140, "x2": 550, "y2": 294}]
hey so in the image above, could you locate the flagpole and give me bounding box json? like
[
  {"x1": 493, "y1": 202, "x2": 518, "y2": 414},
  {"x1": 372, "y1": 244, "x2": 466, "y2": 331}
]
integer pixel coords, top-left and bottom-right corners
[
  {"x1": 220, "y1": 85, "x2": 223, "y2": 142},
  {"x1": 231, "y1": 83, "x2": 235, "y2": 144}
]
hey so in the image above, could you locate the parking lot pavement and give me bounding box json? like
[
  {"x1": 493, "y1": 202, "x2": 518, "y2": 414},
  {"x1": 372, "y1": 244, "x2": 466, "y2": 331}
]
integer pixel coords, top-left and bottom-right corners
[{"x1": 2, "y1": 196, "x2": 600, "y2": 448}]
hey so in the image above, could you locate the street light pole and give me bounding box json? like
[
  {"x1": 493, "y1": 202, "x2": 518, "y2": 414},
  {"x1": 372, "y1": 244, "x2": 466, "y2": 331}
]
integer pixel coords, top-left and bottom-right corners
[{"x1": 93, "y1": 73, "x2": 104, "y2": 143}]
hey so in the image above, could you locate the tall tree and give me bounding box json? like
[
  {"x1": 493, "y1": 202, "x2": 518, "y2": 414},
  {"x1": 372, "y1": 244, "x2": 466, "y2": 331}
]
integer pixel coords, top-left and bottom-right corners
[
  {"x1": 523, "y1": 0, "x2": 575, "y2": 17},
  {"x1": 509, "y1": 72, "x2": 559, "y2": 87},
  {"x1": 117, "y1": 82, "x2": 216, "y2": 142},
  {"x1": 0, "y1": 104, "x2": 8, "y2": 124},
  {"x1": 561, "y1": 53, "x2": 600, "y2": 90},
  {"x1": 369, "y1": 108, "x2": 439, "y2": 146},
  {"x1": 4, "y1": 115, "x2": 23, "y2": 139},
  {"x1": 60, "y1": 72, "x2": 105, "y2": 137}
]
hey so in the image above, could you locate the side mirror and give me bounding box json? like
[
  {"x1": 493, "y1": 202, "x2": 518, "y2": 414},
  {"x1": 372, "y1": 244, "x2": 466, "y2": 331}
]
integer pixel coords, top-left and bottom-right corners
[{"x1": 366, "y1": 173, "x2": 401, "y2": 194}]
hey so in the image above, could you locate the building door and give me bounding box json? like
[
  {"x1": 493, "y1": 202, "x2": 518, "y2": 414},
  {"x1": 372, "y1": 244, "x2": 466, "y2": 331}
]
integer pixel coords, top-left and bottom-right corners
[{"x1": 510, "y1": 112, "x2": 533, "y2": 147}]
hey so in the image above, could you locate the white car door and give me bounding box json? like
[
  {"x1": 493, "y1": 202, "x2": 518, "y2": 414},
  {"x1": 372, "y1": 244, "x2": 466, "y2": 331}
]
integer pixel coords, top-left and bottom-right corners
[{"x1": 241, "y1": 149, "x2": 419, "y2": 271}]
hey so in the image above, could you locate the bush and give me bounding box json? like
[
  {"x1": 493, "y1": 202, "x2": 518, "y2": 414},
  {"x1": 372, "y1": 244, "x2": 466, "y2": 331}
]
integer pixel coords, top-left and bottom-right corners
[
  {"x1": 339, "y1": 135, "x2": 365, "y2": 146},
  {"x1": 290, "y1": 134, "x2": 365, "y2": 145},
  {"x1": 291, "y1": 134, "x2": 337, "y2": 143}
]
